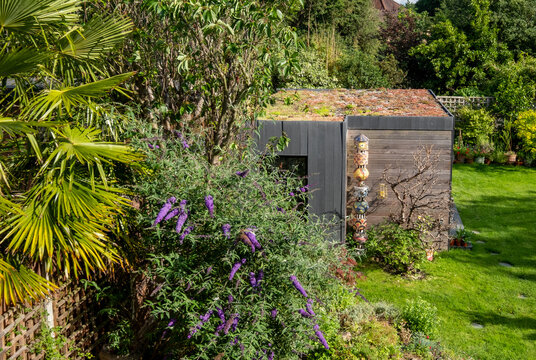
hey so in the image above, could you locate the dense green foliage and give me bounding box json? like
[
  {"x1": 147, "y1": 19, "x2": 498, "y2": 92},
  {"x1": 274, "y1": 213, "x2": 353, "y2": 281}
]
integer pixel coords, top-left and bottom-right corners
[
  {"x1": 455, "y1": 107, "x2": 495, "y2": 146},
  {"x1": 0, "y1": 0, "x2": 140, "y2": 306},
  {"x1": 126, "y1": 127, "x2": 347, "y2": 358},
  {"x1": 365, "y1": 223, "x2": 427, "y2": 275}
]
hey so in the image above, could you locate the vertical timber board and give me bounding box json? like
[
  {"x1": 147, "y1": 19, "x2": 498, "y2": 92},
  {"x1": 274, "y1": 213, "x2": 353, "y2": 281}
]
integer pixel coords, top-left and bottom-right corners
[
  {"x1": 281, "y1": 121, "x2": 308, "y2": 156},
  {"x1": 255, "y1": 120, "x2": 283, "y2": 153}
]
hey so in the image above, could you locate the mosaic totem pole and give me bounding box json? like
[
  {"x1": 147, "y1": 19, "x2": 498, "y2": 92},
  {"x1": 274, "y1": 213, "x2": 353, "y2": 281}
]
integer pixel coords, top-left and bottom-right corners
[{"x1": 352, "y1": 134, "x2": 369, "y2": 243}]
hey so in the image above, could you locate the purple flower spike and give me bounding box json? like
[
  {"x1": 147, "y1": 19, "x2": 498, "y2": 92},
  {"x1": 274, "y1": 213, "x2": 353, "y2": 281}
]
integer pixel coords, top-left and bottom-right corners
[
  {"x1": 179, "y1": 200, "x2": 187, "y2": 210},
  {"x1": 205, "y1": 195, "x2": 214, "y2": 218},
  {"x1": 235, "y1": 170, "x2": 249, "y2": 178},
  {"x1": 175, "y1": 209, "x2": 188, "y2": 234},
  {"x1": 175, "y1": 131, "x2": 183, "y2": 139},
  {"x1": 240, "y1": 233, "x2": 255, "y2": 253},
  {"x1": 200, "y1": 310, "x2": 213, "y2": 322},
  {"x1": 271, "y1": 308, "x2": 278, "y2": 319},
  {"x1": 148, "y1": 143, "x2": 154, "y2": 149},
  {"x1": 268, "y1": 351, "x2": 274, "y2": 360},
  {"x1": 290, "y1": 275, "x2": 308, "y2": 298},
  {"x1": 179, "y1": 226, "x2": 194, "y2": 244},
  {"x1": 206, "y1": 266, "x2": 213, "y2": 274},
  {"x1": 153, "y1": 197, "x2": 177, "y2": 227},
  {"x1": 289, "y1": 192, "x2": 295, "y2": 196},
  {"x1": 228, "y1": 295, "x2": 234, "y2": 304},
  {"x1": 167, "y1": 319, "x2": 177, "y2": 327},
  {"x1": 216, "y1": 308, "x2": 226, "y2": 333},
  {"x1": 182, "y1": 140, "x2": 190, "y2": 149},
  {"x1": 306, "y1": 299, "x2": 316, "y2": 316},
  {"x1": 229, "y1": 259, "x2": 246, "y2": 280},
  {"x1": 155, "y1": 145, "x2": 160, "y2": 149},
  {"x1": 313, "y1": 324, "x2": 329, "y2": 349},
  {"x1": 222, "y1": 224, "x2": 231, "y2": 239},
  {"x1": 298, "y1": 309, "x2": 312, "y2": 318},
  {"x1": 163, "y1": 208, "x2": 179, "y2": 221},
  {"x1": 230, "y1": 314, "x2": 239, "y2": 332},
  {"x1": 245, "y1": 231, "x2": 262, "y2": 250},
  {"x1": 249, "y1": 272, "x2": 257, "y2": 288},
  {"x1": 257, "y1": 270, "x2": 264, "y2": 283}
]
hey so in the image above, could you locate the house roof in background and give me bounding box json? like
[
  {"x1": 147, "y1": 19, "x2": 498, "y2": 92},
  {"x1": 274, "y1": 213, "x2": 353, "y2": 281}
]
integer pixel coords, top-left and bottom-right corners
[
  {"x1": 260, "y1": 89, "x2": 450, "y2": 121},
  {"x1": 373, "y1": 0, "x2": 401, "y2": 12}
]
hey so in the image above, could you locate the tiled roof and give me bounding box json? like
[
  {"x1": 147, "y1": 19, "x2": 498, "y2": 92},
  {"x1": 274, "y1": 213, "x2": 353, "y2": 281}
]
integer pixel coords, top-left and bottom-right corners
[{"x1": 260, "y1": 89, "x2": 450, "y2": 121}]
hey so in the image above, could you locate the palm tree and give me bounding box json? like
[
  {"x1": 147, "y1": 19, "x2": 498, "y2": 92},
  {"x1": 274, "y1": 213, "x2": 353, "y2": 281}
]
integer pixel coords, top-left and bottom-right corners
[{"x1": 0, "y1": 0, "x2": 142, "y2": 307}]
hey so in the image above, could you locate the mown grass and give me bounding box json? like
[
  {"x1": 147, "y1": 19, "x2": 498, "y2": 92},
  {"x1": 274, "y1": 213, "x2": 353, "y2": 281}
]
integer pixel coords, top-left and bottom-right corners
[{"x1": 357, "y1": 164, "x2": 536, "y2": 360}]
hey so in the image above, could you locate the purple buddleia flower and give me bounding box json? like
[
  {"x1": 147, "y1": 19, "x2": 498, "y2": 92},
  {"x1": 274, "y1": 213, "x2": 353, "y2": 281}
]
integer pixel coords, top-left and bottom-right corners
[
  {"x1": 257, "y1": 270, "x2": 264, "y2": 283},
  {"x1": 223, "y1": 318, "x2": 234, "y2": 334},
  {"x1": 148, "y1": 143, "x2": 154, "y2": 149},
  {"x1": 229, "y1": 259, "x2": 246, "y2": 280},
  {"x1": 175, "y1": 210, "x2": 188, "y2": 234},
  {"x1": 290, "y1": 275, "x2": 308, "y2": 297},
  {"x1": 175, "y1": 130, "x2": 183, "y2": 139},
  {"x1": 300, "y1": 185, "x2": 309, "y2": 193},
  {"x1": 168, "y1": 319, "x2": 177, "y2": 327},
  {"x1": 276, "y1": 207, "x2": 285, "y2": 213},
  {"x1": 222, "y1": 224, "x2": 231, "y2": 239},
  {"x1": 313, "y1": 324, "x2": 329, "y2": 349},
  {"x1": 179, "y1": 226, "x2": 194, "y2": 244},
  {"x1": 289, "y1": 192, "x2": 295, "y2": 196},
  {"x1": 163, "y1": 208, "x2": 179, "y2": 221},
  {"x1": 206, "y1": 266, "x2": 213, "y2": 274},
  {"x1": 241, "y1": 233, "x2": 255, "y2": 253},
  {"x1": 235, "y1": 170, "x2": 249, "y2": 178},
  {"x1": 298, "y1": 309, "x2": 312, "y2": 318},
  {"x1": 228, "y1": 295, "x2": 234, "y2": 304},
  {"x1": 216, "y1": 308, "x2": 226, "y2": 333},
  {"x1": 179, "y1": 200, "x2": 187, "y2": 211},
  {"x1": 268, "y1": 351, "x2": 274, "y2": 360},
  {"x1": 306, "y1": 299, "x2": 316, "y2": 316},
  {"x1": 204, "y1": 195, "x2": 214, "y2": 217},
  {"x1": 188, "y1": 310, "x2": 213, "y2": 338},
  {"x1": 153, "y1": 197, "x2": 177, "y2": 227},
  {"x1": 249, "y1": 272, "x2": 257, "y2": 288},
  {"x1": 231, "y1": 337, "x2": 239, "y2": 345},
  {"x1": 182, "y1": 140, "x2": 190, "y2": 149},
  {"x1": 155, "y1": 145, "x2": 160, "y2": 149},
  {"x1": 245, "y1": 231, "x2": 262, "y2": 250},
  {"x1": 271, "y1": 308, "x2": 278, "y2": 319},
  {"x1": 230, "y1": 314, "x2": 239, "y2": 332}
]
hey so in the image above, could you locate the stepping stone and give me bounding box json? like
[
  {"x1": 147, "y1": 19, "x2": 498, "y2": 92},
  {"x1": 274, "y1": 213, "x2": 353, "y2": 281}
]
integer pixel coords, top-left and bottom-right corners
[
  {"x1": 499, "y1": 262, "x2": 513, "y2": 267},
  {"x1": 518, "y1": 294, "x2": 527, "y2": 299},
  {"x1": 475, "y1": 240, "x2": 485, "y2": 244},
  {"x1": 471, "y1": 323, "x2": 484, "y2": 329},
  {"x1": 472, "y1": 230, "x2": 481, "y2": 234}
]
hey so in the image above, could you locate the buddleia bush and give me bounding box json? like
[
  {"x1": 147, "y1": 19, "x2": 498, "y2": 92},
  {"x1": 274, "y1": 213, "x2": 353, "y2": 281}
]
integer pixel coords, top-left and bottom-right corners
[{"x1": 130, "y1": 125, "x2": 344, "y2": 359}]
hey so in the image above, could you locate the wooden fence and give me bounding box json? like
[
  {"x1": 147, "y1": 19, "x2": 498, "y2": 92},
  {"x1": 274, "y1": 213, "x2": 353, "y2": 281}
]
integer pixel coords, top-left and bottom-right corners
[
  {"x1": 0, "y1": 283, "x2": 102, "y2": 360},
  {"x1": 436, "y1": 96, "x2": 495, "y2": 112}
]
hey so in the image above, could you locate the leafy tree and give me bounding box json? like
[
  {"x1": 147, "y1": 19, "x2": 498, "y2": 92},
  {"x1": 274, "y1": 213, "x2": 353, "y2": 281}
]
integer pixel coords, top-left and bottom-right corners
[
  {"x1": 490, "y1": 0, "x2": 536, "y2": 55},
  {"x1": 414, "y1": 0, "x2": 442, "y2": 15},
  {"x1": 410, "y1": 0, "x2": 509, "y2": 93},
  {"x1": 0, "y1": 0, "x2": 141, "y2": 306},
  {"x1": 112, "y1": 0, "x2": 301, "y2": 164}
]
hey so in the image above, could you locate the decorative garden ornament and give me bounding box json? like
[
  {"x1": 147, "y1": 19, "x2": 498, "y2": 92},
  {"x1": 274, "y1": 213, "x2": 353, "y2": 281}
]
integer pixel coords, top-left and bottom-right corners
[{"x1": 351, "y1": 134, "x2": 369, "y2": 244}]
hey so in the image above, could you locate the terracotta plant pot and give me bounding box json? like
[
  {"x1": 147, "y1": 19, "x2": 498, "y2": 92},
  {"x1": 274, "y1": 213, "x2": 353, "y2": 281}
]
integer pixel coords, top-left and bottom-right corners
[
  {"x1": 506, "y1": 153, "x2": 517, "y2": 164},
  {"x1": 484, "y1": 158, "x2": 491, "y2": 165}
]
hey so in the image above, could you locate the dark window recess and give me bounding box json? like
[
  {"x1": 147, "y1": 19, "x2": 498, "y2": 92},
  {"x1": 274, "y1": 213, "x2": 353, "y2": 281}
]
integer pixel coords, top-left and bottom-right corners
[{"x1": 273, "y1": 156, "x2": 308, "y2": 212}]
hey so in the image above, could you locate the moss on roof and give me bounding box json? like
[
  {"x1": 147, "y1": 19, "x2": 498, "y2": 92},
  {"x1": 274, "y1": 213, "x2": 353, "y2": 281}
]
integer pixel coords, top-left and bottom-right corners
[{"x1": 260, "y1": 89, "x2": 449, "y2": 121}]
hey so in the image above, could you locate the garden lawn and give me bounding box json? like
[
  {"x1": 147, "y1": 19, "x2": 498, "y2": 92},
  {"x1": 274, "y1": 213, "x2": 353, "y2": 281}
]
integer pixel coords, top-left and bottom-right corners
[{"x1": 357, "y1": 164, "x2": 536, "y2": 360}]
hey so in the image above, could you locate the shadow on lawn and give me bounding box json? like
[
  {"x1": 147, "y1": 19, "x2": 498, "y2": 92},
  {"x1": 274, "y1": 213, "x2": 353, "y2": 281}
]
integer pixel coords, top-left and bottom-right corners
[
  {"x1": 461, "y1": 309, "x2": 536, "y2": 340},
  {"x1": 453, "y1": 192, "x2": 536, "y2": 266}
]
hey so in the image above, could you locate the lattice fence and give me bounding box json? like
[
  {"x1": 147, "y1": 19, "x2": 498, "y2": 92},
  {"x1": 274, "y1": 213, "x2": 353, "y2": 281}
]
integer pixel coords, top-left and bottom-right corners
[
  {"x1": 436, "y1": 96, "x2": 495, "y2": 112},
  {"x1": 0, "y1": 282, "x2": 103, "y2": 360}
]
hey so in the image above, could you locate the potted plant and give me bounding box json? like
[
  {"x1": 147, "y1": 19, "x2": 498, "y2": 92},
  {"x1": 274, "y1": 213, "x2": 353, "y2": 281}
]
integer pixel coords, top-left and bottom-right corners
[
  {"x1": 466, "y1": 148, "x2": 475, "y2": 164},
  {"x1": 474, "y1": 148, "x2": 485, "y2": 164},
  {"x1": 453, "y1": 143, "x2": 469, "y2": 163},
  {"x1": 449, "y1": 228, "x2": 473, "y2": 250},
  {"x1": 505, "y1": 150, "x2": 517, "y2": 164}
]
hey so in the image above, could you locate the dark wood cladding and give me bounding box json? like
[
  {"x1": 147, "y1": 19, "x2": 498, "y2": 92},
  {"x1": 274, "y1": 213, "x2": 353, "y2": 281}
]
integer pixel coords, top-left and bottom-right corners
[
  {"x1": 256, "y1": 120, "x2": 347, "y2": 241},
  {"x1": 257, "y1": 110, "x2": 454, "y2": 247}
]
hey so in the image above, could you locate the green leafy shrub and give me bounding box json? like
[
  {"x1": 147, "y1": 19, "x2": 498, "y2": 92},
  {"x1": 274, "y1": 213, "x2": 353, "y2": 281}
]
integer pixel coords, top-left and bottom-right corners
[
  {"x1": 455, "y1": 107, "x2": 496, "y2": 146},
  {"x1": 515, "y1": 110, "x2": 536, "y2": 155},
  {"x1": 280, "y1": 47, "x2": 340, "y2": 89},
  {"x1": 401, "y1": 298, "x2": 439, "y2": 339},
  {"x1": 130, "y1": 125, "x2": 344, "y2": 359},
  {"x1": 365, "y1": 222, "x2": 426, "y2": 275},
  {"x1": 335, "y1": 49, "x2": 392, "y2": 89}
]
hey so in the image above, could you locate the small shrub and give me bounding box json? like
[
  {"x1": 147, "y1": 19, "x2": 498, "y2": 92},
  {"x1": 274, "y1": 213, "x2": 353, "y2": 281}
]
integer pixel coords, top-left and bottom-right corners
[
  {"x1": 455, "y1": 107, "x2": 496, "y2": 146},
  {"x1": 365, "y1": 222, "x2": 426, "y2": 275},
  {"x1": 373, "y1": 302, "x2": 400, "y2": 322},
  {"x1": 401, "y1": 298, "x2": 439, "y2": 339},
  {"x1": 515, "y1": 110, "x2": 536, "y2": 155}
]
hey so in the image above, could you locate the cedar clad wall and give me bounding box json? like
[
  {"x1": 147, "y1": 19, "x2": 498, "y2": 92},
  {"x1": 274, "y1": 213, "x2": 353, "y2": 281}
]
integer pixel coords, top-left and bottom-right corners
[{"x1": 346, "y1": 129, "x2": 452, "y2": 225}]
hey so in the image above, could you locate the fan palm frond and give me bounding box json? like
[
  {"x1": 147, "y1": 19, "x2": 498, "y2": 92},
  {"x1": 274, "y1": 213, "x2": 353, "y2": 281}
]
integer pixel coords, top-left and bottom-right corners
[
  {"x1": 0, "y1": 117, "x2": 36, "y2": 136},
  {"x1": 0, "y1": 257, "x2": 57, "y2": 306},
  {"x1": 0, "y1": 48, "x2": 49, "y2": 78},
  {"x1": 25, "y1": 72, "x2": 134, "y2": 119},
  {"x1": 59, "y1": 15, "x2": 133, "y2": 61},
  {"x1": 0, "y1": 0, "x2": 79, "y2": 34}
]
